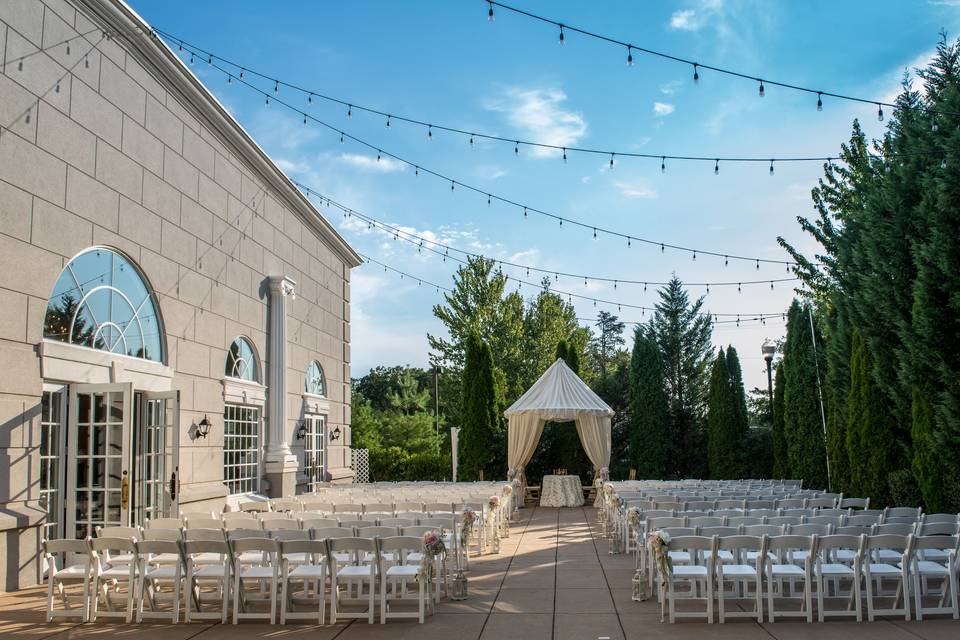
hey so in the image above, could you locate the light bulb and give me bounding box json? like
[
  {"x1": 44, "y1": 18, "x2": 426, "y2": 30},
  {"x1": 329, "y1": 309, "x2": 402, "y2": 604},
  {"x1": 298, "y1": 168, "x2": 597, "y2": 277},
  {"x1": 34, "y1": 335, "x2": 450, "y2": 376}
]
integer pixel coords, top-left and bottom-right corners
[
  {"x1": 308, "y1": 93, "x2": 312, "y2": 104},
  {"x1": 817, "y1": 92, "x2": 823, "y2": 111},
  {"x1": 347, "y1": 105, "x2": 352, "y2": 118},
  {"x1": 714, "y1": 159, "x2": 719, "y2": 175},
  {"x1": 428, "y1": 125, "x2": 432, "y2": 139},
  {"x1": 769, "y1": 160, "x2": 775, "y2": 176},
  {"x1": 66, "y1": 44, "x2": 71, "y2": 55},
  {"x1": 515, "y1": 141, "x2": 519, "y2": 155},
  {"x1": 609, "y1": 153, "x2": 614, "y2": 169},
  {"x1": 386, "y1": 115, "x2": 391, "y2": 127},
  {"x1": 877, "y1": 104, "x2": 884, "y2": 121},
  {"x1": 559, "y1": 25, "x2": 564, "y2": 44},
  {"x1": 941, "y1": 158, "x2": 947, "y2": 169},
  {"x1": 758, "y1": 80, "x2": 765, "y2": 97},
  {"x1": 661, "y1": 157, "x2": 666, "y2": 173},
  {"x1": 562, "y1": 148, "x2": 567, "y2": 162},
  {"x1": 626, "y1": 46, "x2": 633, "y2": 66},
  {"x1": 693, "y1": 63, "x2": 699, "y2": 84},
  {"x1": 227, "y1": 75, "x2": 232, "y2": 84},
  {"x1": 931, "y1": 118, "x2": 939, "y2": 132},
  {"x1": 488, "y1": 2, "x2": 494, "y2": 21}
]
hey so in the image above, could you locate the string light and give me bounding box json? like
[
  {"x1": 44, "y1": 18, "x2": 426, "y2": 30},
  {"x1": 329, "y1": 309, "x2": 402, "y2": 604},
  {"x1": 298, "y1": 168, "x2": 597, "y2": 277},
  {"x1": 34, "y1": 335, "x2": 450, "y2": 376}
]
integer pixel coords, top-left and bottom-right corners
[
  {"x1": 877, "y1": 104, "x2": 884, "y2": 121},
  {"x1": 714, "y1": 159, "x2": 719, "y2": 175},
  {"x1": 488, "y1": 0, "x2": 495, "y2": 21},
  {"x1": 626, "y1": 46, "x2": 633, "y2": 66},
  {"x1": 192, "y1": 49, "x2": 808, "y2": 270},
  {"x1": 155, "y1": 30, "x2": 943, "y2": 169},
  {"x1": 609, "y1": 153, "x2": 615, "y2": 169},
  {"x1": 693, "y1": 63, "x2": 699, "y2": 84},
  {"x1": 661, "y1": 156, "x2": 666, "y2": 173},
  {"x1": 558, "y1": 24, "x2": 564, "y2": 44},
  {"x1": 482, "y1": 1, "x2": 960, "y2": 119},
  {"x1": 817, "y1": 92, "x2": 823, "y2": 111},
  {"x1": 769, "y1": 159, "x2": 775, "y2": 176}
]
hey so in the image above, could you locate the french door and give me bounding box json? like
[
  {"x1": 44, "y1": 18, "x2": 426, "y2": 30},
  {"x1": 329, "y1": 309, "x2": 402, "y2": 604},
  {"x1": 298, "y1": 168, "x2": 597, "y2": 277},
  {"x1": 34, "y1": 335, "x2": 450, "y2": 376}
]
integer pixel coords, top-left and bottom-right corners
[
  {"x1": 303, "y1": 414, "x2": 326, "y2": 491},
  {"x1": 66, "y1": 383, "x2": 132, "y2": 539},
  {"x1": 136, "y1": 391, "x2": 180, "y2": 525},
  {"x1": 62, "y1": 383, "x2": 180, "y2": 538}
]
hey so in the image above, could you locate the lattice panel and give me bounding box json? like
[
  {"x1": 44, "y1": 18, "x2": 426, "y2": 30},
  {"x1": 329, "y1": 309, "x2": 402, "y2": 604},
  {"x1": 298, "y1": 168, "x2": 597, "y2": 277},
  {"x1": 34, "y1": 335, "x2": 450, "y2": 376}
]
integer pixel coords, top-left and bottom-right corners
[{"x1": 351, "y1": 448, "x2": 370, "y2": 484}]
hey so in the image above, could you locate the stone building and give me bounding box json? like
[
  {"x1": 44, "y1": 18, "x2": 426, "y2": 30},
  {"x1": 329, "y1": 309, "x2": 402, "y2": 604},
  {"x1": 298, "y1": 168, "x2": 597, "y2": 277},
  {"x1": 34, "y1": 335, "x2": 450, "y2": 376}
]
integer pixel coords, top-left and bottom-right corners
[{"x1": 0, "y1": 0, "x2": 361, "y2": 590}]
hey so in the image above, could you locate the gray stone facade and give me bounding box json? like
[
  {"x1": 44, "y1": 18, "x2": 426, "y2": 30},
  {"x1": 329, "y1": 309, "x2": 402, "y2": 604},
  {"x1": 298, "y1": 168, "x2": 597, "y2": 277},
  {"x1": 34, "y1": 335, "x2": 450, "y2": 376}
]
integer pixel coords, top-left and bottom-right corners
[{"x1": 0, "y1": 0, "x2": 360, "y2": 590}]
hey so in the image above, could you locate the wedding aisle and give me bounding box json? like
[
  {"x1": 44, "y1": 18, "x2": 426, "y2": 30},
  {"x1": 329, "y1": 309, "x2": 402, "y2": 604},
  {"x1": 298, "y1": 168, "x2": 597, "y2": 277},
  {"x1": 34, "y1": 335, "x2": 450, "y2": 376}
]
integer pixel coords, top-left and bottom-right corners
[{"x1": 3, "y1": 508, "x2": 955, "y2": 640}]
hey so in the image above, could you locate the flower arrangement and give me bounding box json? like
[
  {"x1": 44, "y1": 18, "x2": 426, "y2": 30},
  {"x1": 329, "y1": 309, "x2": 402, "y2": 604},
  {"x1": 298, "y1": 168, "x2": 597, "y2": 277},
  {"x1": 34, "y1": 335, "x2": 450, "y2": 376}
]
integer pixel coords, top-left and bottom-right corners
[
  {"x1": 486, "y1": 496, "x2": 501, "y2": 552},
  {"x1": 502, "y1": 484, "x2": 513, "y2": 497},
  {"x1": 460, "y1": 507, "x2": 476, "y2": 547},
  {"x1": 627, "y1": 507, "x2": 642, "y2": 532},
  {"x1": 420, "y1": 529, "x2": 446, "y2": 580},
  {"x1": 646, "y1": 530, "x2": 672, "y2": 585},
  {"x1": 488, "y1": 495, "x2": 500, "y2": 509}
]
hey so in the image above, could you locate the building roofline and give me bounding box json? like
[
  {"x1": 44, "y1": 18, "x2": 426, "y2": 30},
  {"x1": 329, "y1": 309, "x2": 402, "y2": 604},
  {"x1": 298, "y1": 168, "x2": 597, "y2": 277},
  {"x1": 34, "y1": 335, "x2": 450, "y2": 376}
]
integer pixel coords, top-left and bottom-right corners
[{"x1": 74, "y1": 0, "x2": 363, "y2": 269}]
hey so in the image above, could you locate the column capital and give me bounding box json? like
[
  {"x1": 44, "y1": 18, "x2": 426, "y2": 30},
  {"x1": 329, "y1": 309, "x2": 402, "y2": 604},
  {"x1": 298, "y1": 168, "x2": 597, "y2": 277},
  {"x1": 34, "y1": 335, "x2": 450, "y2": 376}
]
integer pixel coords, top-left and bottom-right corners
[{"x1": 267, "y1": 275, "x2": 297, "y2": 298}]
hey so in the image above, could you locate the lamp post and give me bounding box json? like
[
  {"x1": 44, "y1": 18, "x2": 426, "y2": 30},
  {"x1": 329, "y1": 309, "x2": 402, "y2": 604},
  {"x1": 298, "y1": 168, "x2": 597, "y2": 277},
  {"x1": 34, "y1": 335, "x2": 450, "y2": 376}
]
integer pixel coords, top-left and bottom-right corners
[
  {"x1": 761, "y1": 340, "x2": 776, "y2": 421},
  {"x1": 433, "y1": 365, "x2": 442, "y2": 452}
]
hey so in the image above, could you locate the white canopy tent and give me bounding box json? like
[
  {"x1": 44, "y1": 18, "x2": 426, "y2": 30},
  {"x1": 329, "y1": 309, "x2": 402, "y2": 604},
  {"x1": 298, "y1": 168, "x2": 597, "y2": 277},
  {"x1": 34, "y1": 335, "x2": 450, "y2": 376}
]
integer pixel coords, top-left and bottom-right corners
[{"x1": 504, "y1": 358, "x2": 614, "y2": 486}]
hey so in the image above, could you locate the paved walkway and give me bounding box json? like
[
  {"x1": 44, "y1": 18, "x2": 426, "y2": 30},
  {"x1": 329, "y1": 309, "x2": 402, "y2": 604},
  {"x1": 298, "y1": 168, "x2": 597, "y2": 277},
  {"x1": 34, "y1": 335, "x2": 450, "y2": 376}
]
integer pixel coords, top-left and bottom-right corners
[{"x1": 2, "y1": 507, "x2": 957, "y2": 640}]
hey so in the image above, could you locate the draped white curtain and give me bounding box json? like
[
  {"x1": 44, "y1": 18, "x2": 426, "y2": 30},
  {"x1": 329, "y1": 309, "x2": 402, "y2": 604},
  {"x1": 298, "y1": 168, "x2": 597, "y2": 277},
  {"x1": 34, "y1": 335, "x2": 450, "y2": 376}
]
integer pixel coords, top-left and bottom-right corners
[
  {"x1": 574, "y1": 413, "x2": 612, "y2": 473},
  {"x1": 507, "y1": 413, "x2": 545, "y2": 477}
]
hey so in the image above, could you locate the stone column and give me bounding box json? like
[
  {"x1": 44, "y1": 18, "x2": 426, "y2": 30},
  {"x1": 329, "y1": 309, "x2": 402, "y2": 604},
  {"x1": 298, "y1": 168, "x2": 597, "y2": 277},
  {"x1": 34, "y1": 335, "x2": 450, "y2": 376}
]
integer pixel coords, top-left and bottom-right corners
[{"x1": 264, "y1": 275, "x2": 298, "y2": 497}]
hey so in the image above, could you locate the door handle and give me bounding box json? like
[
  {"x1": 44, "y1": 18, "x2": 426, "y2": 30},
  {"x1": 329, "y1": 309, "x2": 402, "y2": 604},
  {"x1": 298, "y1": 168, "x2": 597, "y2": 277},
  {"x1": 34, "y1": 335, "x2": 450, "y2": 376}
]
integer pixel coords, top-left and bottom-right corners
[
  {"x1": 169, "y1": 468, "x2": 177, "y2": 501},
  {"x1": 121, "y1": 472, "x2": 129, "y2": 510}
]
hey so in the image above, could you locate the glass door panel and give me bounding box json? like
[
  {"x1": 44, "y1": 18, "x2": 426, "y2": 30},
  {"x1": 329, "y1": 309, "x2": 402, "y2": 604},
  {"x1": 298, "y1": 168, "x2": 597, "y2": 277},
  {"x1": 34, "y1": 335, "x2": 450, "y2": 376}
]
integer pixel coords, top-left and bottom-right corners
[
  {"x1": 66, "y1": 383, "x2": 132, "y2": 538},
  {"x1": 136, "y1": 390, "x2": 179, "y2": 524},
  {"x1": 303, "y1": 414, "x2": 326, "y2": 491}
]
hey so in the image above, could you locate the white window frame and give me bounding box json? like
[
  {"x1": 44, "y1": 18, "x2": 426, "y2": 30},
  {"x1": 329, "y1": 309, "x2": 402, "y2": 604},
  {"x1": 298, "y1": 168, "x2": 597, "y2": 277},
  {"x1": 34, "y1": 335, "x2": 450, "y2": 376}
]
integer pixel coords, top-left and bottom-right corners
[
  {"x1": 40, "y1": 383, "x2": 68, "y2": 541},
  {"x1": 222, "y1": 403, "x2": 262, "y2": 496}
]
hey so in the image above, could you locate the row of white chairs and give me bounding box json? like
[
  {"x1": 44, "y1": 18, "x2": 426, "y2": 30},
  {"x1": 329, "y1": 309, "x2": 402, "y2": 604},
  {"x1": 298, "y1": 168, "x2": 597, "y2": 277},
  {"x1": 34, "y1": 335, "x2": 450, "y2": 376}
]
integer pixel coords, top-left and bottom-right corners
[
  {"x1": 44, "y1": 532, "x2": 447, "y2": 625},
  {"x1": 241, "y1": 500, "x2": 496, "y2": 516},
  {"x1": 624, "y1": 497, "x2": 864, "y2": 511},
  {"x1": 657, "y1": 533, "x2": 959, "y2": 623}
]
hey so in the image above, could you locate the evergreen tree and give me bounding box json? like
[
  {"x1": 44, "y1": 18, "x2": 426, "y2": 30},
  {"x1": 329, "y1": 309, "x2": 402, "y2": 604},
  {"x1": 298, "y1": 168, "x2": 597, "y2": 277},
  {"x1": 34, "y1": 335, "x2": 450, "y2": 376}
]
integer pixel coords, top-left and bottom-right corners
[
  {"x1": 772, "y1": 363, "x2": 788, "y2": 478},
  {"x1": 782, "y1": 300, "x2": 829, "y2": 488},
  {"x1": 628, "y1": 330, "x2": 671, "y2": 478},
  {"x1": 459, "y1": 331, "x2": 501, "y2": 480},
  {"x1": 589, "y1": 311, "x2": 626, "y2": 382},
  {"x1": 725, "y1": 346, "x2": 750, "y2": 453},
  {"x1": 643, "y1": 277, "x2": 713, "y2": 478},
  {"x1": 707, "y1": 348, "x2": 735, "y2": 478}
]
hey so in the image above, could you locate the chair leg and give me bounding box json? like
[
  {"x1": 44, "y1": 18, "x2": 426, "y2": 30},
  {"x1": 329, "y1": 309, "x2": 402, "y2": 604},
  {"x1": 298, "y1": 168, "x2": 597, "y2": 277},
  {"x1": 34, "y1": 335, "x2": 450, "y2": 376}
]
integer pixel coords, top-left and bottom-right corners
[
  {"x1": 380, "y1": 574, "x2": 387, "y2": 624},
  {"x1": 368, "y1": 576, "x2": 375, "y2": 624},
  {"x1": 754, "y1": 577, "x2": 763, "y2": 622},
  {"x1": 766, "y1": 571, "x2": 775, "y2": 622},
  {"x1": 865, "y1": 572, "x2": 875, "y2": 622},
  {"x1": 706, "y1": 576, "x2": 714, "y2": 623},
  {"x1": 717, "y1": 572, "x2": 725, "y2": 623},
  {"x1": 804, "y1": 574, "x2": 813, "y2": 623},
  {"x1": 270, "y1": 574, "x2": 278, "y2": 625},
  {"x1": 914, "y1": 572, "x2": 923, "y2": 621}
]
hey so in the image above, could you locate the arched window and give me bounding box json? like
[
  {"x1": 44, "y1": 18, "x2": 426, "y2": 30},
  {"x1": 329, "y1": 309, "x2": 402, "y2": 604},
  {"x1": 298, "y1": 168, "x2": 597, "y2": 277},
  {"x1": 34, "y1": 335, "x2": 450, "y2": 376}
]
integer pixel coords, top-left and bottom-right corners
[
  {"x1": 225, "y1": 337, "x2": 260, "y2": 382},
  {"x1": 305, "y1": 360, "x2": 326, "y2": 396},
  {"x1": 44, "y1": 247, "x2": 164, "y2": 362}
]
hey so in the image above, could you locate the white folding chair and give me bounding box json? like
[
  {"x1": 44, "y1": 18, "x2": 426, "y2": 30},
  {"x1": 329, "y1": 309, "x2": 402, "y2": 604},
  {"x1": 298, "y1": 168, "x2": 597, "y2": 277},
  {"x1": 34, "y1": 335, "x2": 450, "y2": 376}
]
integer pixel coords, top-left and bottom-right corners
[
  {"x1": 270, "y1": 498, "x2": 303, "y2": 513},
  {"x1": 231, "y1": 537, "x2": 280, "y2": 624},
  {"x1": 184, "y1": 538, "x2": 231, "y2": 623},
  {"x1": 280, "y1": 539, "x2": 328, "y2": 624},
  {"x1": 883, "y1": 506, "x2": 923, "y2": 525},
  {"x1": 89, "y1": 537, "x2": 138, "y2": 623},
  {"x1": 662, "y1": 535, "x2": 716, "y2": 623},
  {"x1": 379, "y1": 536, "x2": 432, "y2": 624},
  {"x1": 814, "y1": 534, "x2": 863, "y2": 621},
  {"x1": 43, "y1": 538, "x2": 94, "y2": 622},
  {"x1": 862, "y1": 533, "x2": 913, "y2": 621},
  {"x1": 910, "y1": 534, "x2": 959, "y2": 619},
  {"x1": 301, "y1": 516, "x2": 339, "y2": 530},
  {"x1": 716, "y1": 535, "x2": 765, "y2": 623},
  {"x1": 327, "y1": 537, "x2": 378, "y2": 624},
  {"x1": 764, "y1": 534, "x2": 815, "y2": 622},
  {"x1": 145, "y1": 517, "x2": 183, "y2": 531},
  {"x1": 136, "y1": 538, "x2": 183, "y2": 622}
]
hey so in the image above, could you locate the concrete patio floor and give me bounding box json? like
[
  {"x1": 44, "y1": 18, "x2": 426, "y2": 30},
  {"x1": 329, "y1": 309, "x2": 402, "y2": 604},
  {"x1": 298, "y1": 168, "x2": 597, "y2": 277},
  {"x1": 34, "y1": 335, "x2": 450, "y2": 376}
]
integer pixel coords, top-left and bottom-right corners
[{"x1": 2, "y1": 506, "x2": 958, "y2": 640}]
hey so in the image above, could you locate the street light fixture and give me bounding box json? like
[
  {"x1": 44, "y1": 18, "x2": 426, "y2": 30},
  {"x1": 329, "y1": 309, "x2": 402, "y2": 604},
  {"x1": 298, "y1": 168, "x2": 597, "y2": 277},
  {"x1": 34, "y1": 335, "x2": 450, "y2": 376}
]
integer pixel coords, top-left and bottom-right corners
[{"x1": 761, "y1": 340, "x2": 776, "y2": 420}]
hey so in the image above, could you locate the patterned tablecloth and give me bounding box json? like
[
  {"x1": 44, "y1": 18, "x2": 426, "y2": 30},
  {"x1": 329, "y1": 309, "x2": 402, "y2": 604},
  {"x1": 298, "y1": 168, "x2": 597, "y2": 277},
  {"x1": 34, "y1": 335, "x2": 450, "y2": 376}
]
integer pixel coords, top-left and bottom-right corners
[{"x1": 540, "y1": 475, "x2": 584, "y2": 507}]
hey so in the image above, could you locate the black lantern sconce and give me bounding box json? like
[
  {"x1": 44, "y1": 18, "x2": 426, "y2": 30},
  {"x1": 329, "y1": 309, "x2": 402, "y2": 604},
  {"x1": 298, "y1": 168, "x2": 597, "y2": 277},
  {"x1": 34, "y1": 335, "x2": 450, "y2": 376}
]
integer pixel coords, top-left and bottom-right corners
[
  {"x1": 330, "y1": 426, "x2": 341, "y2": 441},
  {"x1": 295, "y1": 421, "x2": 307, "y2": 440},
  {"x1": 196, "y1": 415, "x2": 211, "y2": 439}
]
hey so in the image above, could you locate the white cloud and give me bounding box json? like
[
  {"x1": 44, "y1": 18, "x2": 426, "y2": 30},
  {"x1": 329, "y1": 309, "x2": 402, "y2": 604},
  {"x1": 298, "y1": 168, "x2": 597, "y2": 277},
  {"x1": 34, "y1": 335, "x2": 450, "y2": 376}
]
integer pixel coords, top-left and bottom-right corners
[
  {"x1": 669, "y1": 9, "x2": 698, "y2": 30},
  {"x1": 476, "y1": 165, "x2": 507, "y2": 180},
  {"x1": 613, "y1": 181, "x2": 658, "y2": 199},
  {"x1": 653, "y1": 102, "x2": 676, "y2": 117},
  {"x1": 487, "y1": 87, "x2": 587, "y2": 158},
  {"x1": 508, "y1": 248, "x2": 540, "y2": 263},
  {"x1": 659, "y1": 80, "x2": 683, "y2": 95},
  {"x1": 338, "y1": 153, "x2": 406, "y2": 173}
]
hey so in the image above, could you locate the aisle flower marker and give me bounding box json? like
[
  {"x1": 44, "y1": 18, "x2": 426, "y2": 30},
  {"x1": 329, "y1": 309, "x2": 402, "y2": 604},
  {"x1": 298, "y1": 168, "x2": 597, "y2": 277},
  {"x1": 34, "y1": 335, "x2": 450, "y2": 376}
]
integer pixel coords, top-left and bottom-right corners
[
  {"x1": 486, "y1": 495, "x2": 501, "y2": 553},
  {"x1": 460, "y1": 506, "x2": 476, "y2": 567},
  {"x1": 500, "y1": 484, "x2": 513, "y2": 538},
  {"x1": 420, "y1": 529, "x2": 447, "y2": 586}
]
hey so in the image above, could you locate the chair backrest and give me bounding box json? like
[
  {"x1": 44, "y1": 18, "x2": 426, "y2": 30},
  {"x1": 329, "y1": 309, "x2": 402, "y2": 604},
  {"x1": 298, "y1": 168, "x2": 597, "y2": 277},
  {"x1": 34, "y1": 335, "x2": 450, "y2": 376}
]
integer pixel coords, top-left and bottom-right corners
[
  {"x1": 301, "y1": 502, "x2": 335, "y2": 514},
  {"x1": 873, "y1": 522, "x2": 916, "y2": 536},
  {"x1": 222, "y1": 512, "x2": 259, "y2": 523},
  {"x1": 745, "y1": 500, "x2": 776, "y2": 510},
  {"x1": 356, "y1": 526, "x2": 398, "y2": 539},
  {"x1": 377, "y1": 536, "x2": 423, "y2": 565},
  {"x1": 767, "y1": 534, "x2": 816, "y2": 557},
  {"x1": 806, "y1": 497, "x2": 838, "y2": 509},
  {"x1": 227, "y1": 528, "x2": 269, "y2": 540},
  {"x1": 224, "y1": 519, "x2": 261, "y2": 531},
  {"x1": 333, "y1": 504, "x2": 364, "y2": 514},
  {"x1": 238, "y1": 501, "x2": 270, "y2": 513},
  {"x1": 745, "y1": 509, "x2": 779, "y2": 518},
  {"x1": 145, "y1": 518, "x2": 182, "y2": 530},
  {"x1": 787, "y1": 523, "x2": 830, "y2": 536},
  {"x1": 231, "y1": 537, "x2": 280, "y2": 554},
  {"x1": 883, "y1": 507, "x2": 923, "y2": 523},
  {"x1": 698, "y1": 526, "x2": 738, "y2": 537},
  {"x1": 647, "y1": 516, "x2": 686, "y2": 530},
  {"x1": 180, "y1": 511, "x2": 215, "y2": 520},
  {"x1": 96, "y1": 526, "x2": 142, "y2": 540},
  {"x1": 269, "y1": 529, "x2": 310, "y2": 541},
  {"x1": 728, "y1": 516, "x2": 764, "y2": 527},
  {"x1": 184, "y1": 517, "x2": 223, "y2": 530},
  {"x1": 401, "y1": 525, "x2": 434, "y2": 537},
  {"x1": 395, "y1": 501, "x2": 424, "y2": 512},
  {"x1": 280, "y1": 539, "x2": 326, "y2": 559},
  {"x1": 90, "y1": 536, "x2": 137, "y2": 557},
  {"x1": 641, "y1": 509, "x2": 674, "y2": 520},
  {"x1": 262, "y1": 519, "x2": 301, "y2": 531},
  {"x1": 835, "y1": 525, "x2": 872, "y2": 536},
  {"x1": 846, "y1": 514, "x2": 881, "y2": 527},
  {"x1": 326, "y1": 536, "x2": 377, "y2": 559},
  {"x1": 137, "y1": 538, "x2": 181, "y2": 557},
  {"x1": 839, "y1": 497, "x2": 870, "y2": 510},
  {"x1": 300, "y1": 517, "x2": 338, "y2": 530},
  {"x1": 767, "y1": 516, "x2": 803, "y2": 527},
  {"x1": 338, "y1": 520, "x2": 367, "y2": 530},
  {"x1": 363, "y1": 503, "x2": 394, "y2": 514},
  {"x1": 379, "y1": 518, "x2": 416, "y2": 528},
  {"x1": 182, "y1": 528, "x2": 225, "y2": 542},
  {"x1": 864, "y1": 533, "x2": 912, "y2": 557},
  {"x1": 667, "y1": 535, "x2": 717, "y2": 557},
  {"x1": 913, "y1": 534, "x2": 959, "y2": 555},
  {"x1": 688, "y1": 516, "x2": 725, "y2": 528},
  {"x1": 654, "y1": 501, "x2": 684, "y2": 511},
  {"x1": 710, "y1": 509, "x2": 742, "y2": 518},
  {"x1": 814, "y1": 534, "x2": 860, "y2": 558},
  {"x1": 143, "y1": 528, "x2": 181, "y2": 542},
  {"x1": 806, "y1": 515, "x2": 843, "y2": 527},
  {"x1": 270, "y1": 498, "x2": 303, "y2": 513},
  {"x1": 661, "y1": 527, "x2": 697, "y2": 537},
  {"x1": 716, "y1": 535, "x2": 765, "y2": 557},
  {"x1": 776, "y1": 498, "x2": 807, "y2": 509},
  {"x1": 921, "y1": 513, "x2": 960, "y2": 527},
  {"x1": 716, "y1": 500, "x2": 746, "y2": 509},
  {"x1": 44, "y1": 538, "x2": 91, "y2": 556},
  {"x1": 741, "y1": 524, "x2": 783, "y2": 537},
  {"x1": 311, "y1": 527, "x2": 355, "y2": 539},
  {"x1": 684, "y1": 501, "x2": 715, "y2": 511},
  {"x1": 419, "y1": 517, "x2": 455, "y2": 531},
  {"x1": 918, "y1": 521, "x2": 960, "y2": 536}
]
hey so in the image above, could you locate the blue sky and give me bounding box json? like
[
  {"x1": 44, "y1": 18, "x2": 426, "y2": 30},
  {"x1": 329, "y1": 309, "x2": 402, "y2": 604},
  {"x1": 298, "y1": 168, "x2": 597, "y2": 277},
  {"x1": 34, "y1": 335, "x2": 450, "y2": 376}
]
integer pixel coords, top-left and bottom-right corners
[{"x1": 129, "y1": 0, "x2": 960, "y2": 390}]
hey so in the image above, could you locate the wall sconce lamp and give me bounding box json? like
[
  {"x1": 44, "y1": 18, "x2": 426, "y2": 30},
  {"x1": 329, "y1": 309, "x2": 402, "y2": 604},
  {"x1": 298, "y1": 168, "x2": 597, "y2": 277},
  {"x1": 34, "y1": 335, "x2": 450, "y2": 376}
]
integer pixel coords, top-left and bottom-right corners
[
  {"x1": 330, "y1": 426, "x2": 341, "y2": 441},
  {"x1": 295, "y1": 421, "x2": 307, "y2": 440},
  {"x1": 196, "y1": 415, "x2": 212, "y2": 439}
]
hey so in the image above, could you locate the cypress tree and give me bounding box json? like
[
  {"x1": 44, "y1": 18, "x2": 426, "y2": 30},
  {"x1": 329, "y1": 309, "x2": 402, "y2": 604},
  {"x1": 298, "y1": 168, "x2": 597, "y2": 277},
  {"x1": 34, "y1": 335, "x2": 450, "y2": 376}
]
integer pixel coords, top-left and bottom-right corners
[
  {"x1": 459, "y1": 331, "x2": 500, "y2": 480},
  {"x1": 707, "y1": 348, "x2": 736, "y2": 478},
  {"x1": 628, "y1": 330, "x2": 671, "y2": 478},
  {"x1": 771, "y1": 363, "x2": 788, "y2": 478},
  {"x1": 783, "y1": 300, "x2": 829, "y2": 488},
  {"x1": 726, "y1": 346, "x2": 749, "y2": 433}
]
